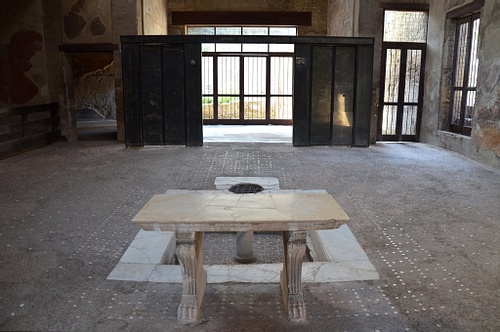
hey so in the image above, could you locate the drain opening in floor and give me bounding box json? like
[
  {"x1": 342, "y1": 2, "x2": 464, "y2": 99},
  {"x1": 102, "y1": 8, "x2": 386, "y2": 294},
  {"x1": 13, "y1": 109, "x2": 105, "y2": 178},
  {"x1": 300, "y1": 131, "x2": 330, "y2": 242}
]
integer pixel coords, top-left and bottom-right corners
[{"x1": 229, "y1": 183, "x2": 264, "y2": 194}]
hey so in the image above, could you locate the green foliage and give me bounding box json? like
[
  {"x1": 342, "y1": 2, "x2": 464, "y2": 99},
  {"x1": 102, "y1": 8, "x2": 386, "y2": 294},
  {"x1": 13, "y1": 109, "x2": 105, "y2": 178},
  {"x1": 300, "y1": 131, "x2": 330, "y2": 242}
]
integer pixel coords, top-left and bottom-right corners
[{"x1": 202, "y1": 96, "x2": 239, "y2": 104}]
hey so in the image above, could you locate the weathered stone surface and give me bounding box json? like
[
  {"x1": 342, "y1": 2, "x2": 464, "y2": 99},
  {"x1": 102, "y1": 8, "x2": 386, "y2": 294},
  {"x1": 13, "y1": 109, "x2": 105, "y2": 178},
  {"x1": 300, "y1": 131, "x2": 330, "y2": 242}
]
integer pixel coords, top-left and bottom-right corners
[
  {"x1": 60, "y1": 0, "x2": 112, "y2": 43},
  {"x1": 5, "y1": 30, "x2": 43, "y2": 104},
  {"x1": 472, "y1": 0, "x2": 500, "y2": 162},
  {"x1": 143, "y1": 0, "x2": 168, "y2": 35},
  {"x1": 327, "y1": 0, "x2": 355, "y2": 36},
  {"x1": 89, "y1": 16, "x2": 106, "y2": 36},
  {"x1": 63, "y1": 12, "x2": 87, "y2": 40},
  {"x1": 132, "y1": 190, "x2": 349, "y2": 232},
  {"x1": 74, "y1": 63, "x2": 116, "y2": 119}
]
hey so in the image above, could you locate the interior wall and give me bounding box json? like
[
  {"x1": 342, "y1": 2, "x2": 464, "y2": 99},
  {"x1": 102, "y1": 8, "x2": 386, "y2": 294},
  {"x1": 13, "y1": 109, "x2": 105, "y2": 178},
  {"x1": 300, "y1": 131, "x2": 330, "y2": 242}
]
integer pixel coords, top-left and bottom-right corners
[
  {"x1": 422, "y1": 0, "x2": 500, "y2": 169},
  {"x1": 473, "y1": 0, "x2": 500, "y2": 166},
  {"x1": 1, "y1": 0, "x2": 497, "y2": 168},
  {"x1": 112, "y1": 0, "x2": 141, "y2": 142},
  {"x1": 355, "y1": 0, "x2": 430, "y2": 144},
  {"x1": 60, "y1": 0, "x2": 112, "y2": 44},
  {"x1": 357, "y1": 0, "x2": 384, "y2": 144},
  {"x1": 327, "y1": 0, "x2": 358, "y2": 36},
  {"x1": 167, "y1": 0, "x2": 328, "y2": 36},
  {"x1": 143, "y1": 0, "x2": 168, "y2": 35},
  {"x1": 0, "y1": 0, "x2": 69, "y2": 139},
  {"x1": 0, "y1": 0, "x2": 47, "y2": 105}
]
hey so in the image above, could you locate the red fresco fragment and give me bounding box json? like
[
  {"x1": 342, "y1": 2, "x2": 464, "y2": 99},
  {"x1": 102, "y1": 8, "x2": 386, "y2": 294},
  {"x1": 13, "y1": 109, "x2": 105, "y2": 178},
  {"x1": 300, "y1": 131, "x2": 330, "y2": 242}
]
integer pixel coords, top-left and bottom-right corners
[
  {"x1": 7, "y1": 30, "x2": 43, "y2": 103},
  {"x1": 0, "y1": 49, "x2": 9, "y2": 102}
]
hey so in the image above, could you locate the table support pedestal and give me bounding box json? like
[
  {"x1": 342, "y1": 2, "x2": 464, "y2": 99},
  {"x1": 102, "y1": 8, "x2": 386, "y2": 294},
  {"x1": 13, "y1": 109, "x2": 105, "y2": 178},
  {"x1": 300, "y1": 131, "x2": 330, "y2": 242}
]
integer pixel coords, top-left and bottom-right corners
[
  {"x1": 281, "y1": 231, "x2": 307, "y2": 322},
  {"x1": 176, "y1": 232, "x2": 206, "y2": 323},
  {"x1": 235, "y1": 231, "x2": 256, "y2": 263}
]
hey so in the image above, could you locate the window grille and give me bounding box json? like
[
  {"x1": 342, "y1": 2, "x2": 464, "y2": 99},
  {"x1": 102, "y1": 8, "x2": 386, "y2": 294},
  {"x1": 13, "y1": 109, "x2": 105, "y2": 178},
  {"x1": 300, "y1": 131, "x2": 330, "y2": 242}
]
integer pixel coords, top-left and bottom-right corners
[
  {"x1": 383, "y1": 11, "x2": 428, "y2": 43},
  {"x1": 378, "y1": 10, "x2": 427, "y2": 141},
  {"x1": 449, "y1": 13, "x2": 480, "y2": 136},
  {"x1": 187, "y1": 26, "x2": 296, "y2": 123}
]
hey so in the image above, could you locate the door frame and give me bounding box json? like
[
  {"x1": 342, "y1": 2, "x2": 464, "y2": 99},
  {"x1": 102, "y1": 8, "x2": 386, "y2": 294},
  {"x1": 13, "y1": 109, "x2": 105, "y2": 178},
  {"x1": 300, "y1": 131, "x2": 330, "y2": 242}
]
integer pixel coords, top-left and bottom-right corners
[{"x1": 377, "y1": 42, "x2": 426, "y2": 141}]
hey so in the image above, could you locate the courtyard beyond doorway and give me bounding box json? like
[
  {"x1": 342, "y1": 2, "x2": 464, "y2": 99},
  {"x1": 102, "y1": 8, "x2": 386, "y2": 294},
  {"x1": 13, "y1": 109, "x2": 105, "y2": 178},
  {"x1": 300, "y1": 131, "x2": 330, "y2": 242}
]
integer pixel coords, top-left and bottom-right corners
[{"x1": 203, "y1": 125, "x2": 292, "y2": 143}]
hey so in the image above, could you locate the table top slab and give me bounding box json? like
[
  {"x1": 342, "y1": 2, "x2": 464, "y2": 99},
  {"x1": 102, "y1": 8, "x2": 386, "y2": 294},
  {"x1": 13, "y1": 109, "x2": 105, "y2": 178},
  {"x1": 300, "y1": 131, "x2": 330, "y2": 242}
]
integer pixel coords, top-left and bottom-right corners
[{"x1": 132, "y1": 190, "x2": 349, "y2": 232}]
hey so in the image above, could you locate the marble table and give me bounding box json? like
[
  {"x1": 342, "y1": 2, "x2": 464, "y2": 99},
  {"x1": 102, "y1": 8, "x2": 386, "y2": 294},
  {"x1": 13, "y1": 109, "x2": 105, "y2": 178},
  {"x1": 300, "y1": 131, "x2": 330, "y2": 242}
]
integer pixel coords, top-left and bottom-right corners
[{"x1": 132, "y1": 190, "x2": 350, "y2": 323}]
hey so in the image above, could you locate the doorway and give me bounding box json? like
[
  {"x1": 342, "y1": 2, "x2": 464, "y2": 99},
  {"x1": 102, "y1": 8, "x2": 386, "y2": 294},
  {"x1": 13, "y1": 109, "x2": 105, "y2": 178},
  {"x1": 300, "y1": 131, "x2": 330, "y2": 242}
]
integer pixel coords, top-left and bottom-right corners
[
  {"x1": 377, "y1": 10, "x2": 428, "y2": 141},
  {"x1": 187, "y1": 26, "x2": 295, "y2": 127},
  {"x1": 71, "y1": 52, "x2": 117, "y2": 141},
  {"x1": 378, "y1": 44, "x2": 426, "y2": 141},
  {"x1": 120, "y1": 35, "x2": 374, "y2": 147}
]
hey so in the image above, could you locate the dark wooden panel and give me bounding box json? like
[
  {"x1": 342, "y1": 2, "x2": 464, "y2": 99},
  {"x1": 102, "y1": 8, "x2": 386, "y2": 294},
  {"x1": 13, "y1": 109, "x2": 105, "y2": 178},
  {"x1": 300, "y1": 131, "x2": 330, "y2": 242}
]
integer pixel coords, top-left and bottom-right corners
[
  {"x1": 59, "y1": 43, "x2": 118, "y2": 52},
  {"x1": 415, "y1": 47, "x2": 426, "y2": 142},
  {"x1": 0, "y1": 103, "x2": 58, "y2": 120},
  {"x1": 163, "y1": 45, "x2": 186, "y2": 145},
  {"x1": 119, "y1": 36, "x2": 375, "y2": 147},
  {"x1": 184, "y1": 43, "x2": 203, "y2": 146},
  {"x1": 140, "y1": 45, "x2": 164, "y2": 145},
  {"x1": 0, "y1": 116, "x2": 59, "y2": 142},
  {"x1": 311, "y1": 46, "x2": 333, "y2": 145},
  {"x1": 0, "y1": 130, "x2": 60, "y2": 159},
  {"x1": 380, "y1": 2, "x2": 429, "y2": 10},
  {"x1": 332, "y1": 47, "x2": 355, "y2": 145},
  {"x1": 293, "y1": 44, "x2": 312, "y2": 146},
  {"x1": 446, "y1": 0, "x2": 483, "y2": 19},
  {"x1": 121, "y1": 35, "x2": 374, "y2": 47},
  {"x1": 121, "y1": 43, "x2": 142, "y2": 146},
  {"x1": 353, "y1": 45, "x2": 373, "y2": 147},
  {"x1": 0, "y1": 102, "x2": 60, "y2": 159},
  {"x1": 172, "y1": 11, "x2": 312, "y2": 26}
]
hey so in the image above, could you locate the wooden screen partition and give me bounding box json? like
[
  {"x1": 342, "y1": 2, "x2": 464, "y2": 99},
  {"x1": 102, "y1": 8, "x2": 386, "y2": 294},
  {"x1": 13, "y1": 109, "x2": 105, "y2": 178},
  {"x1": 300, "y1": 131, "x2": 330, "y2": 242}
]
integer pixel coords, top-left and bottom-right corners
[
  {"x1": 121, "y1": 38, "x2": 202, "y2": 146},
  {"x1": 0, "y1": 103, "x2": 60, "y2": 159},
  {"x1": 121, "y1": 35, "x2": 373, "y2": 147}
]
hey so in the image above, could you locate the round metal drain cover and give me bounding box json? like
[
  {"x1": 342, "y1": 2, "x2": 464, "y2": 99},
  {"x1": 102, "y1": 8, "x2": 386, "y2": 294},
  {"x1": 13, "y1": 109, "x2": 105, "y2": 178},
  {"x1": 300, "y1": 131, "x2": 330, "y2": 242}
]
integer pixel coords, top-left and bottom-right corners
[{"x1": 229, "y1": 183, "x2": 264, "y2": 194}]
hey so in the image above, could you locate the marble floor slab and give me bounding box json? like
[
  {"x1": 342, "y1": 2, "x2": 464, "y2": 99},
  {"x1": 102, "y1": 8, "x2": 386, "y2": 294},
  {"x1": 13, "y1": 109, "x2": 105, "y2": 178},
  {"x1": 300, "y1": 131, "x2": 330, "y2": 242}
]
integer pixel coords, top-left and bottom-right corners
[
  {"x1": 108, "y1": 178, "x2": 378, "y2": 283},
  {"x1": 203, "y1": 125, "x2": 292, "y2": 143},
  {"x1": 107, "y1": 225, "x2": 379, "y2": 283}
]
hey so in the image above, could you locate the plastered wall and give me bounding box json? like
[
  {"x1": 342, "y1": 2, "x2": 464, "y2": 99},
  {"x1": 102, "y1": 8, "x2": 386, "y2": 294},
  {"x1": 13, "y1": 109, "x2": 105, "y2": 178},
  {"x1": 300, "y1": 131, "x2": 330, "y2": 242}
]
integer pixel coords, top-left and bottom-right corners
[
  {"x1": 0, "y1": 0, "x2": 47, "y2": 105},
  {"x1": 422, "y1": 0, "x2": 500, "y2": 168},
  {"x1": 143, "y1": 0, "x2": 168, "y2": 35},
  {"x1": 60, "y1": 0, "x2": 112, "y2": 43}
]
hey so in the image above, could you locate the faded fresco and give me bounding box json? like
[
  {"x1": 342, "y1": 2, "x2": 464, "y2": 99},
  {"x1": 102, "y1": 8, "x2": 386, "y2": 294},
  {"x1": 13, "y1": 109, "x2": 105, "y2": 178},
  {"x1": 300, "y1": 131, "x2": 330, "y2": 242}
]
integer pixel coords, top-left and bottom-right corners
[
  {"x1": 60, "y1": 0, "x2": 112, "y2": 43},
  {"x1": 0, "y1": 0, "x2": 46, "y2": 104}
]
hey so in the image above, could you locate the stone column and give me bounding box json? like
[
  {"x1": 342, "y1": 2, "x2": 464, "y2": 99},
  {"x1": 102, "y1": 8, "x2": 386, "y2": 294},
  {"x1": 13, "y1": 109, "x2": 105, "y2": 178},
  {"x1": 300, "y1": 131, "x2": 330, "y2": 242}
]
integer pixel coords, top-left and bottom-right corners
[
  {"x1": 280, "y1": 231, "x2": 308, "y2": 322},
  {"x1": 175, "y1": 231, "x2": 206, "y2": 323}
]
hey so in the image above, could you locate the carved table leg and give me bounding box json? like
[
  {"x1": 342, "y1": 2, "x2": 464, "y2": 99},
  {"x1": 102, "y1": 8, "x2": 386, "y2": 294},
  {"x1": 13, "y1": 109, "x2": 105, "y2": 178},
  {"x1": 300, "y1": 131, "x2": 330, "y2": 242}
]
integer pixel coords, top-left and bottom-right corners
[
  {"x1": 280, "y1": 231, "x2": 307, "y2": 322},
  {"x1": 176, "y1": 231, "x2": 206, "y2": 323}
]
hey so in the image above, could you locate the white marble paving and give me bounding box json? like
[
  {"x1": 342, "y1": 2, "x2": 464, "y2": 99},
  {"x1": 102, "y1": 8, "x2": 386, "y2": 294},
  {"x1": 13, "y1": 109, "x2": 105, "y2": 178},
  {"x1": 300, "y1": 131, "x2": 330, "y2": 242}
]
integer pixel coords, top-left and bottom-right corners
[
  {"x1": 108, "y1": 178, "x2": 378, "y2": 283},
  {"x1": 203, "y1": 125, "x2": 292, "y2": 143},
  {"x1": 107, "y1": 225, "x2": 379, "y2": 283},
  {"x1": 118, "y1": 230, "x2": 175, "y2": 264},
  {"x1": 309, "y1": 225, "x2": 370, "y2": 263}
]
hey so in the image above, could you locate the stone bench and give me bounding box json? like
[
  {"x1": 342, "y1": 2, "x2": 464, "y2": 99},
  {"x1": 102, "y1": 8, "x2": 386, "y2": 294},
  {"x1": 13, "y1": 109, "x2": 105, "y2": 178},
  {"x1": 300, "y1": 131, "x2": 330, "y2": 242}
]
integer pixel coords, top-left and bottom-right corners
[{"x1": 132, "y1": 190, "x2": 349, "y2": 323}]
